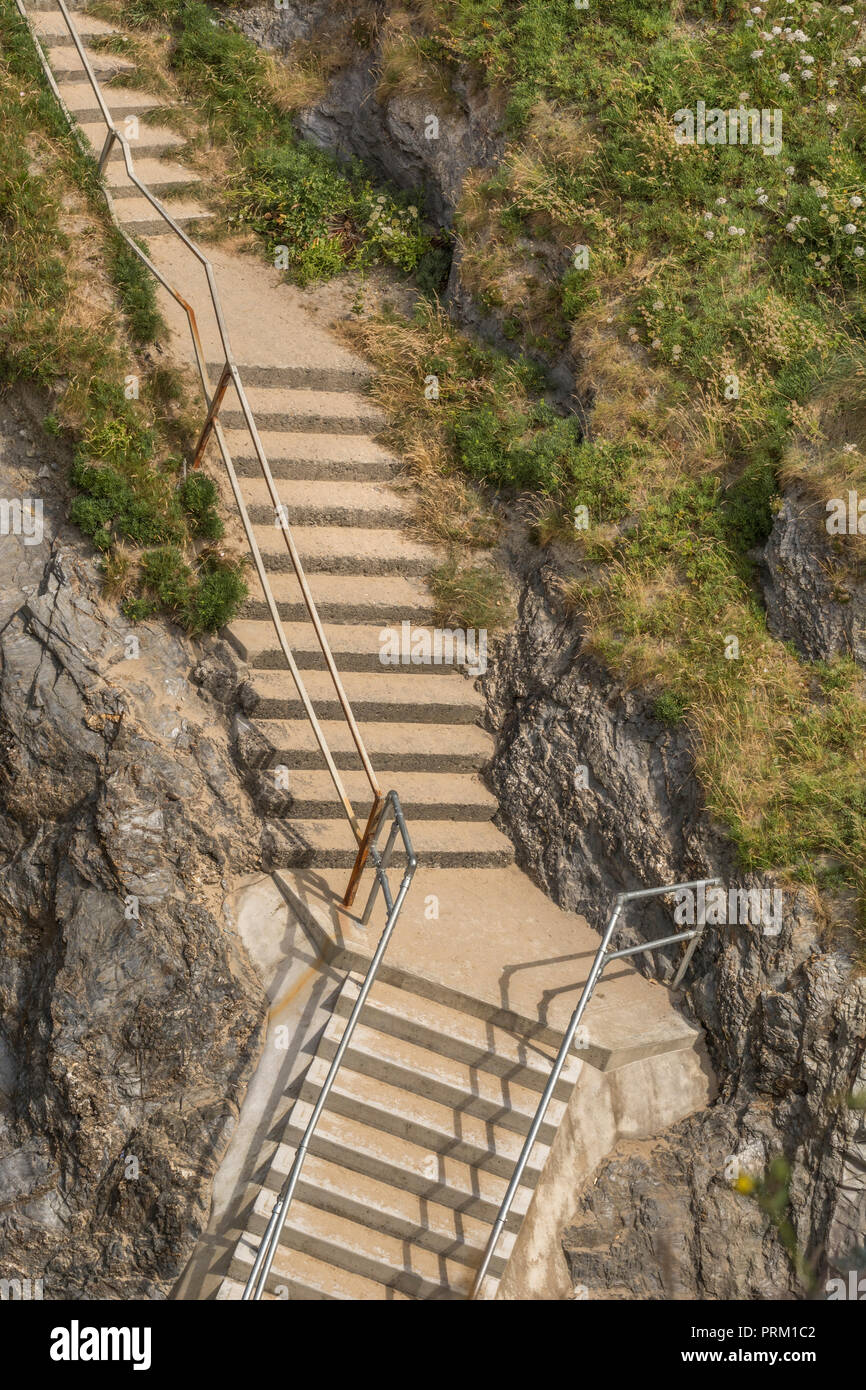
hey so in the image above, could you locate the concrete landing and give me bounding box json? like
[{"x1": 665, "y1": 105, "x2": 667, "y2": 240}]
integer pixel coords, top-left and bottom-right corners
[{"x1": 273, "y1": 865, "x2": 702, "y2": 1061}]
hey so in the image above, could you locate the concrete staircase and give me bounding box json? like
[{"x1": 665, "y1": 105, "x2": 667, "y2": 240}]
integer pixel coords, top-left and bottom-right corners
[
  {"x1": 30, "y1": 7, "x2": 216, "y2": 235},
  {"x1": 221, "y1": 378, "x2": 513, "y2": 871},
  {"x1": 221, "y1": 971, "x2": 581, "y2": 1300},
  {"x1": 26, "y1": 1, "x2": 715, "y2": 1302},
  {"x1": 28, "y1": 0, "x2": 514, "y2": 872}
]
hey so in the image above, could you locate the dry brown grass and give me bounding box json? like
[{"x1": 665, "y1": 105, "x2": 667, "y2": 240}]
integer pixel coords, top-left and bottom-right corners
[
  {"x1": 339, "y1": 313, "x2": 500, "y2": 549},
  {"x1": 375, "y1": 10, "x2": 456, "y2": 107}
]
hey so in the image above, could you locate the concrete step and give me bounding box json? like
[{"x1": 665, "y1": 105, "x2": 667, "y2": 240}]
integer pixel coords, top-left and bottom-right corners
[
  {"x1": 237, "y1": 477, "x2": 412, "y2": 528},
  {"x1": 240, "y1": 572, "x2": 435, "y2": 624},
  {"x1": 229, "y1": 1230, "x2": 407, "y2": 1301},
  {"x1": 298, "y1": 1055, "x2": 547, "y2": 1181},
  {"x1": 56, "y1": 79, "x2": 165, "y2": 123},
  {"x1": 246, "y1": 669, "x2": 483, "y2": 723},
  {"x1": 316, "y1": 1013, "x2": 567, "y2": 1143},
  {"x1": 269, "y1": 769, "x2": 497, "y2": 822},
  {"x1": 225, "y1": 619, "x2": 474, "y2": 674},
  {"x1": 105, "y1": 156, "x2": 202, "y2": 199},
  {"x1": 114, "y1": 194, "x2": 214, "y2": 236},
  {"x1": 240, "y1": 718, "x2": 494, "y2": 772},
  {"x1": 249, "y1": 1192, "x2": 470, "y2": 1299},
  {"x1": 209, "y1": 362, "x2": 372, "y2": 392},
  {"x1": 249, "y1": 1151, "x2": 513, "y2": 1275},
  {"x1": 333, "y1": 975, "x2": 577, "y2": 1099},
  {"x1": 270, "y1": 1104, "x2": 533, "y2": 1228},
  {"x1": 264, "y1": 818, "x2": 514, "y2": 869},
  {"x1": 31, "y1": 12, "x2": 119, "y2": 44},
  {"x1": 251, "y1": 523, "x2": 438, "y2": 576},
  {"x1": 221, "y1": 386, "x2": 386, "y2": 435},
  {"x1": 223, "y1": 429, "x2": 398, "y2": 481},
  {"x1": 214, "y1": 1277, "x2": 250, "y2": 1301},
  {"x1": 80, "y1": 119, "x2": 186, "y2": 161},
  {"x1": 46, "y1": 47, "x2": 136, "y2": 82}
]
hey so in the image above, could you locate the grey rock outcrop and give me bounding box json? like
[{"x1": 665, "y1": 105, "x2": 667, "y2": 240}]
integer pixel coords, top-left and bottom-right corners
[
  {"x1": 0, "y1": 535, "x2": 266, "y2": 1298},
  {"x1": 483, "y1": 539, "x2": 866, "y2": 1297},
  {"x1": 759, "y1": 491, "x2": 865, "y2": 668},
  {"x1": 224, "y1": 2, "x2": 504, "y2": 225}
]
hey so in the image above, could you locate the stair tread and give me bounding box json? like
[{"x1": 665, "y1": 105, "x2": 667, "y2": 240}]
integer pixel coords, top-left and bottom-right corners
[
  {"x1": 284, "y1": 767, "x2": 496, "y2": 812},
  {"x1": 237, "y1": 476, "x2": 412, "y2": 521},
  {"x1": 272, "y1": 1103, "x2": 535, "y2": 1219},
  {"x1": 300, "y1": 1054, "x2": 548, "y2": 1174},
  {"x1": 57, "y1": 78, "x2": 165, "y2": 112},
  {"x1": 335, "y1": 974, "x2": 577, "y2": 1092},
  {"x1": 250, "y1": 522, "x2": 439, "y2": 571},
  {"x1": 46, "y1": 48, "x2": 136, "y2": 78},
  {"x1": 241, "y1": 571, "x2": 435, "y2": 620},
  {"x1": 248, "y1": 668, "x2": 483, "y2": 709},
  {"x1": 231, "y1": 1231, "x2": 408, "y2": 1301},
  {"x1": 32, "y1": 12, "x2": 120, "y2": 38},
  {"x1": 254, "y1": 1192, "x2": 473, "y2": 1296},
  {"x1": 242, "y1": 718, "x2": 494, "y2": 769},
  {"x1": 105, "y1": 156, "x2": 201, "y2": 193},
  {"x1": 266, "y1": 818, "x2": 514, "y2": 865},
  {"x1": 115, "y1": 194, "x2": 212, "y2": 222},
  {"x1": 79, "y1": 120, "x2": 186, "y2": 157},
  {"x1": 222, "y1": 428, "x2": 398, "y2": 468},
  {"x1": 226, "y1": 384, "x2": 385, "y2": 418},
  {"x1": 226, "y1": 619, "x2": 486, "y2": 677},
  {"x1": 318, "y1": 1013, "x2": 568, "y2": 1132},
  {"x1": 255, "y1": 1150, "x2": 513, "y2": 1265}
]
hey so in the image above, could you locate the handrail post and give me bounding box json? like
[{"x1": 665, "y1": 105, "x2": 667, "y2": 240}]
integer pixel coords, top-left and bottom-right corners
[
  {"x1": 343, "y1": 792, "x2": 385, "y2": 908},
  {"x1": 191, "y1": 361, "x2": 232, "y2": 470},
  {"x1": 97, "y1": 127, "x2": 116, "y2": 172}
]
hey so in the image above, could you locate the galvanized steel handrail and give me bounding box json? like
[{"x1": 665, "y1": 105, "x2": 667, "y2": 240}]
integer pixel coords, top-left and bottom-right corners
[
  {"x1": 19, "y1": 0, "x2": 391, "y2": 903},
  {"x1": 242, "y1": 791, "x2": 417, "y2": 1300},
  {"x1": 470, "y1": 875, "x2": 722, "y2": 1300}
]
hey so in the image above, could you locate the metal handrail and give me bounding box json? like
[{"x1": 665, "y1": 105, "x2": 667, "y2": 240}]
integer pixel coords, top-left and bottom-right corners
[
  {"x1": 242, "y1": 791, "x2": 417, "y2": 1299},
  {"x1": 18, "y1": 0, "x2": 392, "y2": 904},
  {"x1": 470, "y1": 875, "x2": 722, "y2": 1300}
]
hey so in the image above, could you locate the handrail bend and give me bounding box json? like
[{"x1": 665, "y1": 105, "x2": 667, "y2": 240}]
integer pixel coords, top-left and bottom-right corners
[
  {"x1": 471, "y1": 875, "x2": 722, "y2": 1299},
  {"x1": 17, "y1": 0, "x2": 393, "y2": 902}
]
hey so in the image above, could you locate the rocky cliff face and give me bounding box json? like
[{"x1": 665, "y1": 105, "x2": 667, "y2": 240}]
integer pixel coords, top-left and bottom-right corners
[
  {"x1": 759, "y1": 489, "x2": 865, "y2": 669},
  {"x1": 482, "y1": 534, "x2": 866, "y2": 1299},
  {"x1": 225, "y1": 1, "x2": 504, "y2": 225},
  {"x1": 0, "y1": 408, "x2": 266, "y2": 1298}
]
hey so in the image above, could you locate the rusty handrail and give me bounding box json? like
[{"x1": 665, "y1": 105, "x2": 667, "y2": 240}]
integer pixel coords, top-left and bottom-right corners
[{"x1": 19, "y1": 0, "x2": 395, "y2": 904}]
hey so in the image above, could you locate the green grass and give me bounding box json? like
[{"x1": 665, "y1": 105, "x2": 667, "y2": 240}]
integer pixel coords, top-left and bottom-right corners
[
  {"x1": 430, "y1": 555, "x2": 510, "y2": 630},
  {"x1": 347, "y1": 2, "x2": 866, "y2": 935},
  {"x1": 0, "y1": 0, "x2": 245, "y2": 634},
  {"x1": 106, "y1": 229, "x2": 166, "y2": 346}
]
